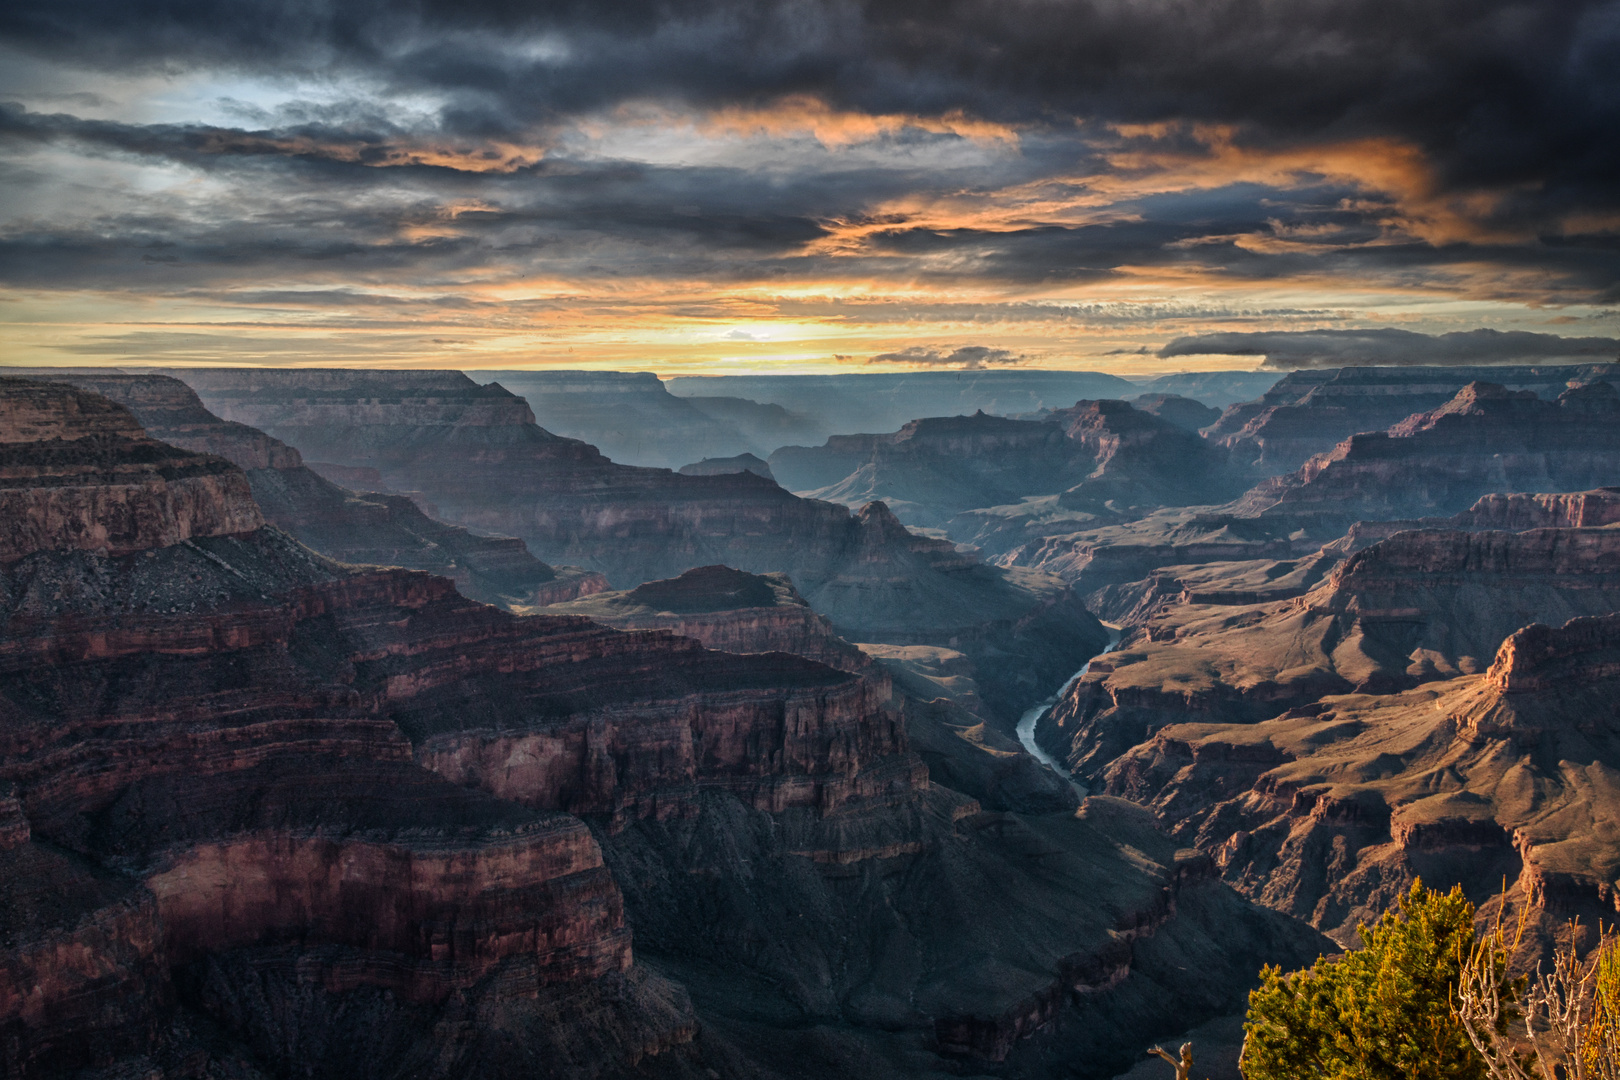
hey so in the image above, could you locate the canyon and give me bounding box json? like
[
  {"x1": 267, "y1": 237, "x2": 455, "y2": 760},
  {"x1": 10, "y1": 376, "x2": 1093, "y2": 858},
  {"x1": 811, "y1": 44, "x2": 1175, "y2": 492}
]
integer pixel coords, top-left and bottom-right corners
[
  {"x1": 1098, "y1": 612, "x2": 1620, "y2": 948},
  {"x1": 169, "y1": 367, "x2": 1110, "y2": 724},
  {"x1": 0, "y1": 375, "x2": 1329, "y2": 1079},
  {"x1": 15, "y1": 358, "x2": 1620, "y2": 1078}
]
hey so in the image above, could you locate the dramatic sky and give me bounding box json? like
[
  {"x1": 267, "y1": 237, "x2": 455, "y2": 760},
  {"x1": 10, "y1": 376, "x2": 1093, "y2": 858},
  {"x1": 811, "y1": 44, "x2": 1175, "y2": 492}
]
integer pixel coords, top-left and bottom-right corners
[{"x1": 2, "y1": 0, "x2": 1618, "y2": 373}]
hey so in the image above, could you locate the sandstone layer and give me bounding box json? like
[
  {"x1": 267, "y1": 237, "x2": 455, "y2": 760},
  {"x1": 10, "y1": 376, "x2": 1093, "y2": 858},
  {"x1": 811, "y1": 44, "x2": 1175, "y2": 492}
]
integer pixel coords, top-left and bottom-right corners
[
  {"x1": 1037, "y1": 524, "x2": 1620, "y2": 780},
  {"x1": 26, "y1": 370, "x2": 602, "y2": 608},
  {"x1": 1099, "y1": 613, "x2": 1620, "y2": 947}
]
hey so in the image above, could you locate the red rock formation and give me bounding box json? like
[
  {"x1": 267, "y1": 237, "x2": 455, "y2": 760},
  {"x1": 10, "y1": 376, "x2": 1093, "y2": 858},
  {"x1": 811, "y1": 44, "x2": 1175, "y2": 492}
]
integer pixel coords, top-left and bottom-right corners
[
  {"x1": 1038, "y1": 524, "x2": 1620, "y2": 782},
  {"x1": 1097, "y1": 613, "x2": 1620, "y2": 945},
  {"x1": 21, "y1": 371, "x2": 603, "y2": 608},
  {"x1": 0, "y1": 380, "x2": 913, "y2": 1075},
  {"x1": 0, "y1": 377, "x2": 263, "y2": 562}
]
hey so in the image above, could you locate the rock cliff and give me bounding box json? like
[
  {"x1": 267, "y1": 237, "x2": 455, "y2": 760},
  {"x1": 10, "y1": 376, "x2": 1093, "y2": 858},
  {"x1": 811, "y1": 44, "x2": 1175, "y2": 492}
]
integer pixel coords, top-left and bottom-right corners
[
  {"x1": 1037, "y1": 524, "x2": 1620, "y2": 781},
  {"x1": 25, "y1": 370, "x2": 604, "y2": 608},
  {"x1": 173, "y1": 369, "x2": 1108, "y2": 722},
  {"x1": 0, "y1": 377, "x2": 1329, "y2": 1079},
  {"x1": 1097, "y1": 613, "x2": 1620, "y2": 947},
  {"x1": 1237, "y1": 380, "x2": 1620, "y2": 522},
  {"x1": 1209, "y1": 364, "x2": 1620, "y2": 474}
]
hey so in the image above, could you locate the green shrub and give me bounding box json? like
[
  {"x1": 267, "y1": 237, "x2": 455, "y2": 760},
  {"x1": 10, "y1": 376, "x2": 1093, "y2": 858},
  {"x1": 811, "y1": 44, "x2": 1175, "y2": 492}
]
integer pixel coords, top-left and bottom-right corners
[{"x1": 1241, "y1": 880, "x2": 1487, "y2": 1080}]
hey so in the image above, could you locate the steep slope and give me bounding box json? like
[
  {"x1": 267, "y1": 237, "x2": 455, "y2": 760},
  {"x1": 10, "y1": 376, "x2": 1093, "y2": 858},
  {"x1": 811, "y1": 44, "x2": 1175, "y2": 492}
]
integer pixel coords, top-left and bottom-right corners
[
  {"x1": 0, "y1": 378, "x2": 1330, "y2": 1079},
  {"x1": 467, "y1": 369, "x2": 765, "y2": 469},
  {"x1": 1036, "y1": 524, "x2": 1620, "y2": 780},
  {"x1": 175, "y1": 369, "x2": 1108, "y2": 721},
  {"x1": 1237, "y1": 380, "x2": 1620, "y2": 523},
  {"x1": 1208, "y1": 364, "x2": 1620, "y2": 474},
  {"x1": 1100, "y1": 614, "x2": 1620, "y2": 946},
  {"x1": 26, "y1": 370, "x2": 601, "y2": 607}
]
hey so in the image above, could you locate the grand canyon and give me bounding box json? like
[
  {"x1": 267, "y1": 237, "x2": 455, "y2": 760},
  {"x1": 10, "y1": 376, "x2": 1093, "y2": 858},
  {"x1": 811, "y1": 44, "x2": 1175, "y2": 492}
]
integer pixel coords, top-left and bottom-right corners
[
  {"x1": 5, "y1": 1, "x2": 1620, "y2": 1074},
  {"x1": 3, "y1": 356, "x2": 1619, "y2": 1079}
]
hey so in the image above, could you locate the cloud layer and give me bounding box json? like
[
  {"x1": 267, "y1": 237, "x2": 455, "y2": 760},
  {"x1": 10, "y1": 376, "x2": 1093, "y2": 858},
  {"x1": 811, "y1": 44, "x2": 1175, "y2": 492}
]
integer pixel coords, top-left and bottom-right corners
[
  {"x1": 1160, "y1": 328, "x2": 1620, "y2": 368},
  {"x1": 0, "y1": 0, "x2": 1616, "y2": 369}
]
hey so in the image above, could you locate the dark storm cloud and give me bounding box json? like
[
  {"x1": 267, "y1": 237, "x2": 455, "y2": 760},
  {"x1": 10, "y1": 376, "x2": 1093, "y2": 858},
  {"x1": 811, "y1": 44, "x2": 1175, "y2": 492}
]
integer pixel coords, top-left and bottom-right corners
[
  {"x1": 5, "y1": 0, "x2": 1618, "y2": 208},
  {"x1": 1159, "y1": 328, "x2": 1620, "y2": 367}
]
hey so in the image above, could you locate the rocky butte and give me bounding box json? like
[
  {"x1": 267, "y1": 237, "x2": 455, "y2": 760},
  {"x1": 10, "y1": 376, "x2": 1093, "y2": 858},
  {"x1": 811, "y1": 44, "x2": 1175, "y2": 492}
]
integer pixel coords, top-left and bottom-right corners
[{"x1": 0, "y1": 377, "x2": 1328, "y2": 1079}]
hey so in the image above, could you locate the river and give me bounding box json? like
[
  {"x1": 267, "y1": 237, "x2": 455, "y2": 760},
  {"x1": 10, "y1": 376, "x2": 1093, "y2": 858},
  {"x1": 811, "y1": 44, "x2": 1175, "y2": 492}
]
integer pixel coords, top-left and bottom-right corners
[{"x1": 1014, "y1": 627, "x2": 1122, "y2": 790}]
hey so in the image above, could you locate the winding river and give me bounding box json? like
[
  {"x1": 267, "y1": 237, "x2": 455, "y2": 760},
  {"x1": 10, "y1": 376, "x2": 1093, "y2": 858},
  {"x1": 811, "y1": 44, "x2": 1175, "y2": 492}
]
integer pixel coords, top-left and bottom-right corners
[{"x1": 1014, "y1": 627, "x2": 1123, "y2": 788}]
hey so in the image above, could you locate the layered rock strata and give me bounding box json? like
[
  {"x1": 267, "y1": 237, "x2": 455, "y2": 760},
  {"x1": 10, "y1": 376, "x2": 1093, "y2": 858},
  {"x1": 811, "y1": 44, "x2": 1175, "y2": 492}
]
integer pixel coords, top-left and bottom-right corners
[
  {"x1": 0, "y1": 377, "x2": 263, "y2": 561},
  {"x1": 172, "y1": 369, "x2": 1107, "y2": 722},
  {"x1": 25, "y1": 370, "x2": 602, "y2": 608},
  {"x1": 1208, "y1": 364, "x2": 1620, "y2": 474},
  {"x1": 0, "y1": 381, "x2": 908, "y2": 1076},
  {"x1": 1099, "y1": 614, "x2": 1620, "y2": 945},
  {"x1": 1037, "y1": 525, "x2": 1620, "y2": 780},
  {"x1": 1238, "y1": 380, "x2": 1620, "y2": 522}
]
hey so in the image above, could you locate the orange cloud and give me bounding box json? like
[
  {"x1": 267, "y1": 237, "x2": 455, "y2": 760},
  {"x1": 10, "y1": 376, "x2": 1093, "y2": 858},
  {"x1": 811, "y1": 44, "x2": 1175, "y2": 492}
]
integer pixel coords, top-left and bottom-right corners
[{"x1": 191, "y1": 129, "x2": 546, "y2": 172}]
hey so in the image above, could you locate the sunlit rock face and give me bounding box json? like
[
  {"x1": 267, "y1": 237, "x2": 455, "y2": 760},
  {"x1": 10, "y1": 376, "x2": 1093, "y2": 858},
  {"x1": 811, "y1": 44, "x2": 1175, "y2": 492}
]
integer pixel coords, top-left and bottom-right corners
[
  {"x1": 1037, "y1": 522, "x2": 1620, "y2": 782},
  {"x1": 1097, "y1": 613, "x2": 1620, "y2": 950}
]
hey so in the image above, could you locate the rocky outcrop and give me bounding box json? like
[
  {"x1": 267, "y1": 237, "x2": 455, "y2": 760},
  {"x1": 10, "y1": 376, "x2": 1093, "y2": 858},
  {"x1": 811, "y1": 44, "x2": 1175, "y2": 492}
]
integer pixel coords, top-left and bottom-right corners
[
  {"x1": 537, "y1": 564, "x2": 872, "y2": 675},
  {"x1": 1037, "y1": 524, "x2": 1620, "y2": 783},
  {"x1": 678, "y1": 452, "x2": 776, "y2": 480},
  {"x1": 1209, "y1": 364, "x2": 1620, "y2": 474},
  {"x1": 0, "y1": 377, "x2": 263, "y2": 562},
  {"x1": 23, "y1": 371, "x2": 602, "y2": 608},
  {"x1": 1238, "y1": 380, "x2": 1620, "y2": 522},
  {"x1": 1096, "y1": 613, "x2": 1620, "y2": 945}
]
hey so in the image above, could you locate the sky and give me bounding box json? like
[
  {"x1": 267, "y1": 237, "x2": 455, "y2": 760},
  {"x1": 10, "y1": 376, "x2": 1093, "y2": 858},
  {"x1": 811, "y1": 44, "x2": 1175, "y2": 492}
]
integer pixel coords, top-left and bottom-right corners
[{"x1": 1, "y1": 0, "x2": 1617, "y2": 375}]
